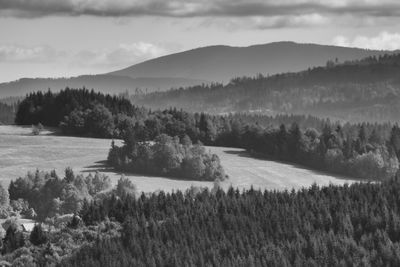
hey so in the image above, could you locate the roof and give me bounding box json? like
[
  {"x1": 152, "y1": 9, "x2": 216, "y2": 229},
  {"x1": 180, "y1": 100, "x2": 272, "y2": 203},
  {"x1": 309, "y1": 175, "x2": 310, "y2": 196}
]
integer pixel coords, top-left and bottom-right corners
[{"x1": 21, "y1": 222, "x2": 35, "y2": 232}]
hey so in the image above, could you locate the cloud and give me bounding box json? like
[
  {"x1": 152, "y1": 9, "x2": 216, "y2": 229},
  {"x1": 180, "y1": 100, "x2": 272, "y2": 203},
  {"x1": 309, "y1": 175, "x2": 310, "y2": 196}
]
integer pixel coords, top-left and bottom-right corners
[
  {"x1": 333, "y1": 31, "x2": 400, "y2": 50},
  {"x1": 0, "y1": 44, "x2": 62, "y2": 62},
  {"x1": 252, "y1": 13, "x2": 329, "y2": 29},
  {"x1": 72, "y1": 42, "x2": 169, "y2": 68},
  {"x1": 1, "y1": 0, "x2": 400, "y2": 20},
  {"x1": 199, "y1": 13, "x2": 330, "y2": 31},
  {"x1": 0, "y1": 42, "x2": 172, "y2": 71}
]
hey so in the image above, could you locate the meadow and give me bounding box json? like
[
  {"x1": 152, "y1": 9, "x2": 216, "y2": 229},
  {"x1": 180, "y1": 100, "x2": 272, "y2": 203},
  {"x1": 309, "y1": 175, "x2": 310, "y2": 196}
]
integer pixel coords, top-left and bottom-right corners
[{"x1": 0, "y1": 125, "x2": 355, "y2": 193}]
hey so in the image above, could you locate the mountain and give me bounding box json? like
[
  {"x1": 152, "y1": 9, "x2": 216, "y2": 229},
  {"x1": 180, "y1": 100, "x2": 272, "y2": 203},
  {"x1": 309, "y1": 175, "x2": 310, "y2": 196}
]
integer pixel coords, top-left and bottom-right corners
[
  {"x1": 0, "y1": 41, "x2": 392, "y2": 98},
  {"x1": 110, "y1": 41, "x2": 390, "y2": 83},
  {"x1": 132, "y1": 53, "x2": 400, "y2": 123},
  {"x1": 0, "y1": 75, "x2": 206, "y2": 98}
]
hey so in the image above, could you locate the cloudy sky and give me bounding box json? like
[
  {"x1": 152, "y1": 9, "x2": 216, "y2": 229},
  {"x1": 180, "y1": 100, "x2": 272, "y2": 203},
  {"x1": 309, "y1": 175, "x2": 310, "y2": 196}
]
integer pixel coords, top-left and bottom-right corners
[{"x1": 1, "y1": 0, "x2": 400, "y2": 83}]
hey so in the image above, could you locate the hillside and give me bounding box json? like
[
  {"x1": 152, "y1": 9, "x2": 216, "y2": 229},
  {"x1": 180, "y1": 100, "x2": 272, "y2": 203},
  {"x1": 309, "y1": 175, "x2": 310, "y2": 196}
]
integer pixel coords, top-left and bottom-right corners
[
  {"x1": 0, "y1": 75, "x2": 206, "y2": 98},
  {"x1": 0, "y1": 42, "x2": 391, "y2": 98},
  {"x1": 132, "y1": 53, "x2": 400, "y2": 122},
  {"x1": 110, "y1": 41, "x2": 390, "y2": 83}
]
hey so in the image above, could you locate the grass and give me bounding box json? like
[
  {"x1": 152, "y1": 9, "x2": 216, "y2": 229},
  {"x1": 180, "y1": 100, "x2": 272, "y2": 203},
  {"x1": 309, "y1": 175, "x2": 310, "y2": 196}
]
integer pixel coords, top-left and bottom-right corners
[{"x1": 0, "y1": 125, "x2": 355, "y2": 193}]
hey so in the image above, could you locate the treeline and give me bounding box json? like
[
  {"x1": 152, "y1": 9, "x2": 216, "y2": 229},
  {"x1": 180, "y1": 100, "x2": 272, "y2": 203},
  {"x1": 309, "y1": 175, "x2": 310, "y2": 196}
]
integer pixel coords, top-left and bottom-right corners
[
  {"x1": 234, "y1": 123, "x2": 400, "y2": 180},
  {"x1": 108, "y1": 134, "x2": 226, "y2": 181},
  {"x1": 223, "y1": 113, "x2": 333, "y2": 130},
  {"x1": 0, "y1": 102, "x2": 16, "y2": 125},
  {"x1": 109, "y1": 106, "x2": 399, "y2": 180},
  {"x1": 14, "y1": 88, "x2": 339, "y2": 139},
  {"x1": 57, "y1": 178, "x2": 400, "y2": 266},
  {"x1": 107, "y1": 107, "x2": 400, "y2": 180},
  {"x1": 131, "y1": 53, "x2": 400, "y2": 122},
  {"x1": 15, "y1": 89, "x2": 400, "y2": 181},
  {"x1": 15, "y1": 88, "x2": 142, "y2": 128}
]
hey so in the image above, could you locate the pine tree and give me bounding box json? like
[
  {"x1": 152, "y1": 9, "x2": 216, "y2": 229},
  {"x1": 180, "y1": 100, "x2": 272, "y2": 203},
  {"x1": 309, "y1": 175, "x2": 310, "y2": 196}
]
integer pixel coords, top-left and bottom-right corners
[
  {"x1": 67, "y1": 214, "x2": 81, "y2": 229},
  {"x1": 30, "y1": 224, "x2": 48, "y2": 246},
  {"x1": 2, "y1": 225, "x2": 25, "y2": 254}
]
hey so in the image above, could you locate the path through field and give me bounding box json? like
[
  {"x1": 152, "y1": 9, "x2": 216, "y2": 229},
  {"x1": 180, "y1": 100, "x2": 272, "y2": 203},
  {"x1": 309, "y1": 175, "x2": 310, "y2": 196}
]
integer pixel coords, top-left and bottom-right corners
[{"x1": 0, "y1": 126, "x2": 356, "y2": 193}]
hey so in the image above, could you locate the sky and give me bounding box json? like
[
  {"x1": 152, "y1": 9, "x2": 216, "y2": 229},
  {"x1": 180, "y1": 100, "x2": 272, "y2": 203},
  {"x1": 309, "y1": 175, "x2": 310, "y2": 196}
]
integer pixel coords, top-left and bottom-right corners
[{"x1": 1, "y1": 0, "x2": 400, "y2": 83}]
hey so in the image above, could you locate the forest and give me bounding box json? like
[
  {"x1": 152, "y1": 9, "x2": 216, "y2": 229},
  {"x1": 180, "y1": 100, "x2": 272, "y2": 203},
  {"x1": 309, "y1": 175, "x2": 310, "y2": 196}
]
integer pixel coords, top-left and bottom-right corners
[
  {"x1": 0, "y1": 102, "x2": 15, "y2": 125},
  {"x1": 3, "y1": 174, "x2": 400, "y2": 266},
  {"x1": 14, "y1": 88, "x2": 400, "y2": 181},
  {"x1": 131, "y1": 53, "x2": 400, "y2": 122},
  {"x1": 69, "y1": 178, "x2": 400, "y2": 266},
  {"x1": 15, "y1": 88, "x2": 142, "y2": 130},
  {"x1": 0, "y1": 169, "x2": 139, "y2": 265},
  {"x1": 7, "y1": 169, "x2": 113, "y2": 220}
]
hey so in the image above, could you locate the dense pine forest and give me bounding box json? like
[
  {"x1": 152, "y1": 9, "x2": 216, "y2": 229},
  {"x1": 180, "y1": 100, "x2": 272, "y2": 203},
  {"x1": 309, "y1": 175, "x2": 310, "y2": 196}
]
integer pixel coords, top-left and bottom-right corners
[
  {"x1": 132, "y1": 53, "x2": 400, "y2": 122},
  {"x1": 68, "y1": 178, "x2": 400, "y2": 266},
  {"x1": 4, "y1": 175, "x2": 400, "y2": 266}
]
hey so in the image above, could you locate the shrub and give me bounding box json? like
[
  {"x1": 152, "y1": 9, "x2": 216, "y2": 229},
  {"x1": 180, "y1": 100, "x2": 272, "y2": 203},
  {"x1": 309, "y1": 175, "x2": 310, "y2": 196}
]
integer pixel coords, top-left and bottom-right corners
[{"x1": 32, "y1": 125, "x2": 40, "y2": 135}]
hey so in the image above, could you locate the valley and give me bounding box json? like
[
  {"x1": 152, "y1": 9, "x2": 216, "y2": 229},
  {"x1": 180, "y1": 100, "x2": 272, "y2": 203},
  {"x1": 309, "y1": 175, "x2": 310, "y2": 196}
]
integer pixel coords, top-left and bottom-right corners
[
  {"x1": 3, "y1": 2, "x2": 400, "y2": 264},
  {"x1": 0, "y1": 125, "x2": 355, "y2": 193}
]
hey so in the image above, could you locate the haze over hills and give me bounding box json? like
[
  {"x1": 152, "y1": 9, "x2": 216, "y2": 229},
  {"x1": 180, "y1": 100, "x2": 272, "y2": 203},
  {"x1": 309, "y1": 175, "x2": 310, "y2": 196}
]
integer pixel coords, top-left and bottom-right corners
[
  {"x1": 0, "y1": 75, "x2": 206, "y2": 99},
  {"x1": 133, "y1": 53, "x2": 400, "y2": 122},
  {"x1": 0, "y1": 41, "x2": 393, "y2": 99}
]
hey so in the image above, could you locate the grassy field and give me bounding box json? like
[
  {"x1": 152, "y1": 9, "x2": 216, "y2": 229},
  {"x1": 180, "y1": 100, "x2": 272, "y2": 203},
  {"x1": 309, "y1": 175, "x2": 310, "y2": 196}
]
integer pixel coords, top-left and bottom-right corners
[{"x1": 0, "y1": 125, "x2": 356, "y2": 193}]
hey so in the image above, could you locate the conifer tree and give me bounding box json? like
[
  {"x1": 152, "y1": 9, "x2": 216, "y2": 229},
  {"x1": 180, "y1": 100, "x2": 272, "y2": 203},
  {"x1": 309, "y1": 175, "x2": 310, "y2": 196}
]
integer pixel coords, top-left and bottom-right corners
[{"x1": 30, "y1": 224, "x2": 48, "y2": 246}]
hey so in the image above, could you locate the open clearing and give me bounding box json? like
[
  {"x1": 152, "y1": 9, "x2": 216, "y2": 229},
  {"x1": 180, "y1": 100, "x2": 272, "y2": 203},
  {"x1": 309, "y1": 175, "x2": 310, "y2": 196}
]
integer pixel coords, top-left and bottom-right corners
[{"x1": 0, "y1": 125, "x2": 356, "y2": 193}]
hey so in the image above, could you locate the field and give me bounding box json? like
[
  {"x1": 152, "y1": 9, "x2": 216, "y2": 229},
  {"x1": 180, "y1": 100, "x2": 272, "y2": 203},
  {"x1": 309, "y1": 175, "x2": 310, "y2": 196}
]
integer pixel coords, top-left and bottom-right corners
[{"x1": 0, "y1": 125, "x2": 356, "y2": 193}]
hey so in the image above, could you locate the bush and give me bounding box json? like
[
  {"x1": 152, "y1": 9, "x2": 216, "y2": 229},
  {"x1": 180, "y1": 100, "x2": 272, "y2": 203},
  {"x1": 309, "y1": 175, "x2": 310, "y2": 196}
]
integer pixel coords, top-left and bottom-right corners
[{"x1": 32, "y1": 125, "x2": 40, "y2": 135}]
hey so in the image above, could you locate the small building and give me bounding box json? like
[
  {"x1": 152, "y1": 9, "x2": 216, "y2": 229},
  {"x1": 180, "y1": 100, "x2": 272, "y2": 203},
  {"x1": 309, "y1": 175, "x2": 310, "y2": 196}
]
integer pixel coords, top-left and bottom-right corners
[{"x1": 21, "y1": 222, "x2": 35, "y2": 232}]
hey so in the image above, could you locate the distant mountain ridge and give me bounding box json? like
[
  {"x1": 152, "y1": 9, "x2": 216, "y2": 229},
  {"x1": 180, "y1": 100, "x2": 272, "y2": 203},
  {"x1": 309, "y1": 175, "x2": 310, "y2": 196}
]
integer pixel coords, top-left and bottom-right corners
[
  {"x1": 0, "y1": 41, "x2": 394, "y2": 98},
  {"x1": 110, "y1": 41, "x2": 392, "y2": 83},
  {"x1": 132, "y1": 53, "x2": 400, "y2": 122}
]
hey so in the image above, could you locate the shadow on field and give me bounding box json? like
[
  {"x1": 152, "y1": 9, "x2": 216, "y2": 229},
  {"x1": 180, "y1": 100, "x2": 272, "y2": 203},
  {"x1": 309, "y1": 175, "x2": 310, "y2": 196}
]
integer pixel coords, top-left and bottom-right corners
[
  {"x1": 223, "y1": 149, "x2": 257, "y2": 159},
  {"x1": 82, "y1": 160, "x2": 116, "y2": 174},
  {"x1": 82, "y1": 160, "x2": 214, "y2": 182},
  {"x1": 222, "y1": 149, "x2": 356, "y2": 182}
]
